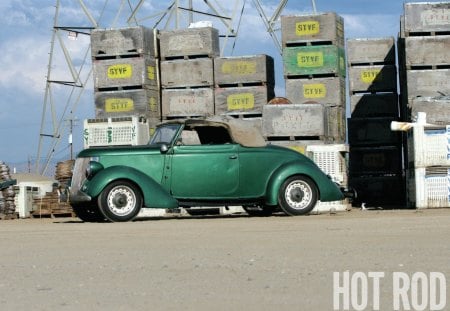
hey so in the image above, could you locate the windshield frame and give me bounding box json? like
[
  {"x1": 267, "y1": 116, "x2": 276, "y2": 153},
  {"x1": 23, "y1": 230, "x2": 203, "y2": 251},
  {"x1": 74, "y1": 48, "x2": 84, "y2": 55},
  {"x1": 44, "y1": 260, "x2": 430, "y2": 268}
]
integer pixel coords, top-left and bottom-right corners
[{"x1": 148, "y1": 123, "x2": 181, "y2": 145}]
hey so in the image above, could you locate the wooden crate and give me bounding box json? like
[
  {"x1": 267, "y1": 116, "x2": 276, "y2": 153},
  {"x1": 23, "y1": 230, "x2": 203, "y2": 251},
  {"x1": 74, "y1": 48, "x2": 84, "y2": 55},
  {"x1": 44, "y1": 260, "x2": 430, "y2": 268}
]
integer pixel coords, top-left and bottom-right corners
[
  {"x1": 91, "y1": 26, "x2": 157, "y2": 58},
  {"x1": 93, "y1": 56, "x2": 159, "y2": 90},
  {"x1": 409, "y1": 96, "x2": 450, "y2": 125},
  {"x1": 405, "y1": 36, "x2": 450, "y2": 67},
  {"x1": 347, "y1": 37, "x2": 396, "y2": 65},
  {"x1": 160, "y1": 58, "x2": 214, "y2": 88},
  {"x1": 161, "y1": 87, "x2": 214, "y2": 118},
  {"x1": 348, "y1": 117, "x2": 401, "y2": 146},
  {"x1": 159, "y1": 27, "x2": 219, "y2": 59},
  {"x1": 215, "y1": 85, "x2": 274, "y2": 116},
  {"x1": 350, "y1": 93, "x2": 399, "y2": 118},
  {"x1": 285, "y1": 76, "x2": 345, "y2": 106},
  {"x1": 404, "y1": 2, "x2": 450, "y2": 34},
  {"x1": 262, "y1": 104, "x2": 345, "y2": 142},
  {"x1": 95, "y1": 89, "x2": 161, "y2": 119},
  {"x1": 281, "y1": 13, "x2": 344, "y2": 46},
  {"x1": 214, "y1": 55, "x2": 274, "y2": 86},
  {"x1": 349, "y1": 65, "x2": 397, "y2": 93},
  {"x1": 283, "y1": 45, "x2": 346, "y2": 77},
  {"x1": 349, "y1": 145, "x2": 403, "y2": 175},
  {"x1": 349, "y1": 174, "x2": 406, "y2": 207},
  {"x1": 404, "y1": 69, "x2": 450, "y2": 99}
]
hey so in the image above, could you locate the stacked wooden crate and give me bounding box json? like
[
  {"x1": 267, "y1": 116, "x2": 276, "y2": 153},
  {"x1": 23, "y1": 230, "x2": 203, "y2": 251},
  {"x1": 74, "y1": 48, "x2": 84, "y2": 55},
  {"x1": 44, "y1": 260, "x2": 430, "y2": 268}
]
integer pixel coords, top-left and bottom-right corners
[
  {"x1": 263, "y1": 12, "x2": 346, "y2": 151},
  {"x1": 399, "y1": 2, "x2": 450, "y2": 124},
  {"x1": 159, "y1": 27, "x2": 219, "y2": 119},
  {"x1": 214, "y1": 55, "x2": 275, "y2": 126},
  {"x1": 347, "y1": 37, "x2": 404, "y2": 207},
  {"x1": 397, "y1": 2, "x2": 450, "y2": 209},
  {"x1": 91, "y1": 26, "x2": 160, "y2": 133}
]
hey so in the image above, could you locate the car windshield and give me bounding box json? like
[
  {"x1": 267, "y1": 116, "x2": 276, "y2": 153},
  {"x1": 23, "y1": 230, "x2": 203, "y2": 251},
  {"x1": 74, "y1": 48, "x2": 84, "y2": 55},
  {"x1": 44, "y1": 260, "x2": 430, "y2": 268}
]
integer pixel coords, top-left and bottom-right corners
[{"x1": 149, "y1": 124, "x2": 180, "y2": 145}]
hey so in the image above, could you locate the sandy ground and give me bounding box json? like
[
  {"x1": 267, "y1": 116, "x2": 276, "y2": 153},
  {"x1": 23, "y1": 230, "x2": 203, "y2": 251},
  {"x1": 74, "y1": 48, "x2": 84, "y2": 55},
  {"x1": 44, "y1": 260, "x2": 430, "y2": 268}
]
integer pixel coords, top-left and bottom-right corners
[{"x1": 0, "y1": 208, "x2": 449, "y2": 311}]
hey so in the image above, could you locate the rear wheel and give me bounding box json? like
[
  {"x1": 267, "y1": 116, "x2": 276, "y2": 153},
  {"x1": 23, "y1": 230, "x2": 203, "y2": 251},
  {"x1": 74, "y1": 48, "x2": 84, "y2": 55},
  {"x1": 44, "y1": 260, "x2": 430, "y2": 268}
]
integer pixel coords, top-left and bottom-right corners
[
  {"x1": 278, "y1": 175, "x2": 318, "y2": 216},
  {"x1": 98, "y1": 180, "x2": 142, "y2": 222}
]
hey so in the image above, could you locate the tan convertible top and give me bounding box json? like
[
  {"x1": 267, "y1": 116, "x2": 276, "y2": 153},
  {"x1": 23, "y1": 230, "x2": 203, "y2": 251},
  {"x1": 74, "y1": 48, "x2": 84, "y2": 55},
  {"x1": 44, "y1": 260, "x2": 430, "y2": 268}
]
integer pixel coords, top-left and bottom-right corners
[{"x1": 163, "y1": 116, "x2": 267, "y2": 148}]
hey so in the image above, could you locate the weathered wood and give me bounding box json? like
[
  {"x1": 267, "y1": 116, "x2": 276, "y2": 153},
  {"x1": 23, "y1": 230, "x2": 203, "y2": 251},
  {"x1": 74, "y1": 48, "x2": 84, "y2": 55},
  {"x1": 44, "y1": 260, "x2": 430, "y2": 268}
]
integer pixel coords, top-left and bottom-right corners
[
  {"x1": 262, "y1": 104, "x2": 345, "y2": 142},
  {"x1": 348, "y1": 117, "x2": 401, "y2": 146},
  {"x1": 159, "y1": 27, "x2": 219, "y2": 59},
  {"x1": 404, "y1": 2, "x2": 450, "y2": 34},
  {"x1": 214, "y1": 55, "x2": 274, "y2": 85},
  {"x1": 409, "y1": 96, "x2": 450, "y2": 125},
  {"x1": 348, "y1": 65, "x2": 397, "y2": 93},
  {"x1": 347, "y1": 37, "x2": 396, "y2": 65},
  {"x1": 283, "y1": 45, "x2": 346, "y2": 77},
  {"x1": 405, "y1": 69, "x2": 450, "y2": 99},
  {"x1": 95, "y1": 89, "x2": 161, "y2": 119},
  {"x1": 405, "y1": 36, "x2": 450, "y2": 67},
  {"x1": 93, "y1": 56, "x2": 159, "y2": 90},
  {"x1": 160, "y1": 58, "x2": 214, "y2": 88},
  {"x1": 281, "y1": 12, "x2": 344, "y2": 46},
  {"x1": 215, "y1": 85, "x2": 274, "y2": 115},
  {"x1": 285, "y1": 77, "x2": 345, "y2": 106},
  {"x1": 161, "y1": 88, "x2": 214, "y2": 118},
  {"x1": 91, "y1": 26, "x2": 157, "y2": 58},
  {"x1": 350, "y1": 93, "x2": 399, "y2": 118}
]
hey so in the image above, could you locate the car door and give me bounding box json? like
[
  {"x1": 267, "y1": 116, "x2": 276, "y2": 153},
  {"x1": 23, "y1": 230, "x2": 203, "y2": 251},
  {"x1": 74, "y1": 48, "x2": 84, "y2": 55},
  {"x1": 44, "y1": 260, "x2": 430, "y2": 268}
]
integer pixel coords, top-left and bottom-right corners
[{"x1": 168, "y1": 143, "x2": 240, "y2": 199}]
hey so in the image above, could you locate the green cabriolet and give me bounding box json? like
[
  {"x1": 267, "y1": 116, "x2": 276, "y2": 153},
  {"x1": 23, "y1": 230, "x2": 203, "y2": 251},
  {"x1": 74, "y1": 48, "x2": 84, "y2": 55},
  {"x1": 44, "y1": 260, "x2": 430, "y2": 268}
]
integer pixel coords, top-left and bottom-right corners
[{"x1": 69, "y1": 116, "x2": 345, "y2": 222}]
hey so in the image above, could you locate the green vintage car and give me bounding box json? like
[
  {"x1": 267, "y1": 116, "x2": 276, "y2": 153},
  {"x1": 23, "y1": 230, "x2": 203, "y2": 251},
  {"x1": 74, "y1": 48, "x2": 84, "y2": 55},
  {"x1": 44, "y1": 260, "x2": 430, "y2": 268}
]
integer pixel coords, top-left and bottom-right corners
[{"x1": 69, "y1": 117, "x2": 344, "y2": 222}]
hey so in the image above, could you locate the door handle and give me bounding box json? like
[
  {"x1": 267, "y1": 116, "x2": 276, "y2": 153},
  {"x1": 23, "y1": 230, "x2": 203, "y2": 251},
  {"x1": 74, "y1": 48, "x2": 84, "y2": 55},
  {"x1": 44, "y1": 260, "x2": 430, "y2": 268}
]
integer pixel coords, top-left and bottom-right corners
[{"x1": 229, "y1": 155, "x2": 238, "y2": 159}]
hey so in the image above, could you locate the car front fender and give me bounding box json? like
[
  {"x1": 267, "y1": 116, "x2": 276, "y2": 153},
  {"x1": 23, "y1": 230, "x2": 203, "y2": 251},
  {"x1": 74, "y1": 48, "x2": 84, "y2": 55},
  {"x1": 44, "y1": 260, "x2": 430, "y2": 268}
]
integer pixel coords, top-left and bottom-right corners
[
  {"x1": 84, "y1": 166, "x2": 178, "y2": 209},
  {"x1": 265, "y1": 160, "x2": 344, "y2": 205}
]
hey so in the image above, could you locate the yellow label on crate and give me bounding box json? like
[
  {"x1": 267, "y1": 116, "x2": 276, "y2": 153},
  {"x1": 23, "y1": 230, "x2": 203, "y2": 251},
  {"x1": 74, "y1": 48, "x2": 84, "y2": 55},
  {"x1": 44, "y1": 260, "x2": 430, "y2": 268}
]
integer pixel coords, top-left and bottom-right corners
[
  {"x1": 149, "y1": 97, "x2": 158, "y2": 112},
  {"x1": 303, "y1": 83, "x2": 327, "y2": 98},
  {"x1": 221, "y1": 61, "x2": 256, "y2": 75},
  {"x1": 105, "y1": 98, "x2": 134, "y2": 112},
  {"x1": 107, "y1": 64, "x2": 132, "y2": 79},
  {"x1": 227, "y1": 93, "x2": 255, "y2": 110},
  {"x1": 295, "y1": 21, "x2": 320, "y2": 36},
  {"x1": 361, "y1": 69, "x2": 382, "y2": 83},
  {"x1": 147, "y1": 66, "x2": 155, "y2": 80},
  {"x1": 297, "y1": 52, "x2": 324, "y2": 67},
  {"x1": 289, "y1": 145, "x2": 306, "y2": 154}
]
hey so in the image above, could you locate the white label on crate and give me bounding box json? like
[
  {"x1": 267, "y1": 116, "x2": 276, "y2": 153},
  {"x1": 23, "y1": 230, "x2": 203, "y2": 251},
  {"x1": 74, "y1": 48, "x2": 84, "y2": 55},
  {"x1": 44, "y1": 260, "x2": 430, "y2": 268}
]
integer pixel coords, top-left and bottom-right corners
[
  {"x1": 295, "y1": 21, "x2": 320, "y2": 36},
  {"x1": 421, "y1": 9, "x2": 450, "y2": 26},
  {"x1": 227, "y1": 93, "x2": 255, "y2": 110},
  {"x1": 105, "y1": 98, "x2": 134, "y2": 112},
  {"x1": 303, "y1": 83, "x2": 326, "y2": 98},
  {"x1": 108, "y1": 64, "x2": 132, "y2": 79},
  {"x1": 297, "y1": 52, "x2": 324, "y2": 68}
]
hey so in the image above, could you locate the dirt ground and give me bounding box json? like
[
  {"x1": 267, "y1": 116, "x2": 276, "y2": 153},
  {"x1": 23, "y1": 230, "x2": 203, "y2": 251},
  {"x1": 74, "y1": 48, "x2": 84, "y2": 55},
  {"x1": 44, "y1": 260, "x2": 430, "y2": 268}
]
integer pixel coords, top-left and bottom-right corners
[{"x1": 0, "y1": 208, "x2": 449, "y2": 311}]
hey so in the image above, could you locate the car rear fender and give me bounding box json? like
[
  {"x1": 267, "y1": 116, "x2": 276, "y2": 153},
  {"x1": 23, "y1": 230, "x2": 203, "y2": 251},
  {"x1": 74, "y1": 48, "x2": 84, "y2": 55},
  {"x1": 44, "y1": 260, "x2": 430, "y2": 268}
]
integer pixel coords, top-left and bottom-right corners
[
  {"x1": 85, "y1": 166, "x2": 178, "y2": 209},
  {"x1": 265, "y1": 160, "x2": 343, "y2": 205}
]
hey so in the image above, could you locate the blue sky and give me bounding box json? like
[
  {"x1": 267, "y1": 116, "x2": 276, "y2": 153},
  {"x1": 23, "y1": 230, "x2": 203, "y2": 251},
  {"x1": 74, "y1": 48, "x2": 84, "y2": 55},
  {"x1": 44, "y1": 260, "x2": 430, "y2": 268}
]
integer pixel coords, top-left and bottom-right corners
[{"x1": 0, "y1": 0, "x2": 437, "y2": 174}]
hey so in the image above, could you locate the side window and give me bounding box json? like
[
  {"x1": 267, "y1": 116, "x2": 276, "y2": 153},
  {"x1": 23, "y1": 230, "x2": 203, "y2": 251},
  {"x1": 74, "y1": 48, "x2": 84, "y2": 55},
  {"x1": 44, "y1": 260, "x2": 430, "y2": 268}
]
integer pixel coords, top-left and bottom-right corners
[{"x1": 179, "y1": 129, "x2": 201, "y2": 145}]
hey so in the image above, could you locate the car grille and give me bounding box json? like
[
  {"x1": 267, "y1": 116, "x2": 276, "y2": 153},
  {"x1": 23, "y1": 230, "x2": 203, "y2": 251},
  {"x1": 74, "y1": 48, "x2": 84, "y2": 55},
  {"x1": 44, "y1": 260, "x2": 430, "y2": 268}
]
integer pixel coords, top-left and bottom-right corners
[{"x1": 70, "y1": 157, "x2": 90, "y2": 195}]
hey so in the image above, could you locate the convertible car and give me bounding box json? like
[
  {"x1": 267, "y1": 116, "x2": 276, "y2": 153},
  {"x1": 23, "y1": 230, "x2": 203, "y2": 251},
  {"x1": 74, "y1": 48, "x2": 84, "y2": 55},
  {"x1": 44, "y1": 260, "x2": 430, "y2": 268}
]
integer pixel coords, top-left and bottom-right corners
[{"x1": 69, "y1": 116, "x2": 344, "y2": 222}]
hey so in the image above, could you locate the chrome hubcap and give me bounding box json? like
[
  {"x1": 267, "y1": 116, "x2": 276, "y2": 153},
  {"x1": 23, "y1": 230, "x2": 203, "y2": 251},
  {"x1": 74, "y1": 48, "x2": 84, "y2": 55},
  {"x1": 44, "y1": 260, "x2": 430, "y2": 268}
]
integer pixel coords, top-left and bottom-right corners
[
  {"x1": 285, "y1": 181, "x2": 312, "y2": 210},
  {"x1": 107, "y1": 186, "x2": 136, "y2": 216}
]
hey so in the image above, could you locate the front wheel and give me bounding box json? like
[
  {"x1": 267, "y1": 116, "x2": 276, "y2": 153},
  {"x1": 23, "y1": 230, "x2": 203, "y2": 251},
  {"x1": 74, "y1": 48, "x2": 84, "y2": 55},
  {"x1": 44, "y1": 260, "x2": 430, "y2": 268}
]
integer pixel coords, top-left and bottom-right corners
[
  {"x1": 278, "y1": 175, "x2": 318, "y2": 216},
  {"x1": 98, "y1": 180, "x2": 142, "y2": 222}
]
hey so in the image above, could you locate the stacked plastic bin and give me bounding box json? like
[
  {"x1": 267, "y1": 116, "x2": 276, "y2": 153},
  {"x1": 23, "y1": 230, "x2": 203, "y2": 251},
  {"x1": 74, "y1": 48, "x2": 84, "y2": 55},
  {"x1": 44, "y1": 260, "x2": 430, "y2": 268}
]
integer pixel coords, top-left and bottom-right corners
[
  {"x1": 263, "y1": 12, "x2": 346, "y2": 152},
  {"x1": 91, "y1": 26, "x2": 160, "y2": 133},
  {"x1": 347, "y1": 37, "x2": 405, "y2": 207},
  {"x1": 159, "y1": 27, "x2": 219, "y2": 119}
]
